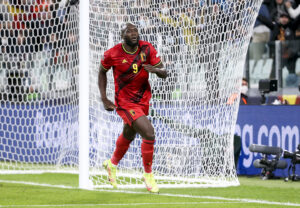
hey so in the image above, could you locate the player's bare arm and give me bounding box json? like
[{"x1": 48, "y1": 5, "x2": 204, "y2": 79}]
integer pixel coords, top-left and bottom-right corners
[
  {"x1": 98, "y1": 67, "x2": 116, "y2": 111},
  {"x1": 143, "y1": 62, "x2": 167, "y2": 79}
]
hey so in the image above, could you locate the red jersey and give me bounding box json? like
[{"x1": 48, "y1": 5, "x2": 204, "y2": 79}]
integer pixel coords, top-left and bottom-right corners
[{"x1": 101, "y1": 40, "x2": 161, "y2": 108}]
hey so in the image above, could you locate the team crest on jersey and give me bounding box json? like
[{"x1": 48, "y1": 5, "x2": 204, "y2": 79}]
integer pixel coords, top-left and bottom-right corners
[
  {"x1": 140, "y1": 52, "x2": 146, "y2": 63},
  {"x1": 129, "y1": 109, "x2": 135, "y2": 117},
  {"x1": 122, "y1": 59, "x2": 128, "y2": 63}
]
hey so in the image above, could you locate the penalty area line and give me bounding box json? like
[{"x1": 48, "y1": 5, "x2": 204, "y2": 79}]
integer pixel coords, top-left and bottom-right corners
[{"x1": 1, "y1": 180, "x2": 300, "y2": 207}]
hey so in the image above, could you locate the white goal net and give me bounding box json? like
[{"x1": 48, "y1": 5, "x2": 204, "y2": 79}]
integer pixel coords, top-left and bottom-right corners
[
  {"x1": 89, "y1": 0, "x2": 262, "y2": 188},
  {"x1": 0, "y1": 0, "x2": 262, "y2": 188},
  {"x1": 0, "y1": 0, "x2": 79, "y2": 173}
]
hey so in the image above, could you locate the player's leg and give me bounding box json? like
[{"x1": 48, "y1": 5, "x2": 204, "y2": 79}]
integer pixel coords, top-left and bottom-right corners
[
  {"x1": 103, "y1": 124, "x2": 136, "y2": 188},
  {"x1": 132, "y1": 116, "x2": 155, "y2": 173},
  {"x1": 111, "y1": 124, "x2": 136, "y2": 165},
  {"x1": 132, "y1": 116, "x2": 159, "y2": 193}
]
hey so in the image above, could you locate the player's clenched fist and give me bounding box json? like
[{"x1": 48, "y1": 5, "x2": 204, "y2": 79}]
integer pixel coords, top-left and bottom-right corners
[{"x1": 101, "y1": 98, "x2": 116, "y2": 111}]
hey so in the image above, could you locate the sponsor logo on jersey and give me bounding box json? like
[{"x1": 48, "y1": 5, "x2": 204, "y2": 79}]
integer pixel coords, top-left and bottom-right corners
[
  {"x1": 129, "y1": 109, "x2": 135, "y2": 117},
  {"x1": 122, "y1": 59, "x2": 128, "y2": 63}
]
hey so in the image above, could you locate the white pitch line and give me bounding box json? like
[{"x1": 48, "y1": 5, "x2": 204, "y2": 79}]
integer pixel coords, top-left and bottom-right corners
[
  {"x1": 1, "y1": 180, "x2": 300, "y2": 207},
  {"x1": 0, "y1": 180, "x2": 76, "y2": 190},
  {"x1": 0, "y1": 202, "x2": 242, "y2": 208},
  {"x1": 95, "y1": 189, "x2": 300, "y2": 207}
]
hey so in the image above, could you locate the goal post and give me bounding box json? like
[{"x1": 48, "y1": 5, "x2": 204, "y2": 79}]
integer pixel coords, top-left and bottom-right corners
[
  {"x1": 79, "y1": 0, "x2": 90, "y2": 189},
  {"x1": 0, "y1": 0, "x2": 263, "y2": 189}
]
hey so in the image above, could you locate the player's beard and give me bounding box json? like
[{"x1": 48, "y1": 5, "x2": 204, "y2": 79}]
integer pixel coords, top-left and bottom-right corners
[{"x1": 124, "y1": 36, "x2": 140, "y2": 47}]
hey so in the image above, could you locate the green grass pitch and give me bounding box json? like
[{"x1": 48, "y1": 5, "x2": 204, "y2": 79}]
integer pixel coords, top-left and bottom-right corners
[{"x1": 0, "y1": 174, "x2": 300, "y2": 208}]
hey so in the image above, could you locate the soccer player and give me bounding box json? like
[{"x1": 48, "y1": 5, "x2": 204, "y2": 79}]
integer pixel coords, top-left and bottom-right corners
[{"x1": 98, "y1": 23, "x2": 167, "y2": 193}]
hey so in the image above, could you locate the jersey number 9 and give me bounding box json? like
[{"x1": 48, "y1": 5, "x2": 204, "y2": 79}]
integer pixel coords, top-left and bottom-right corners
[{"x1": 132, "y1": 64, "x2": 138, "y2": 73}]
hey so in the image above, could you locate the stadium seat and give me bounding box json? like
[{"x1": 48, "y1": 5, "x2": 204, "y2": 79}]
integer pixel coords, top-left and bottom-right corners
[{"x1": 250, "y1": 59, "x2": 273, "y2": 87}]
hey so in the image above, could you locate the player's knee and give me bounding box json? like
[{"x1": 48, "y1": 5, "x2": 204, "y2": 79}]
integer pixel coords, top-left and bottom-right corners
[
  {"x1": 143, "y1": 131, "x2": 155, "y2": 141},
  {"x1": 123, "y1": 125, "x2": 136, "y2": 141},
  {"x1": 123, "y1": 130, "x2": 136, "y2": 141},
  {"x1": 123, "y1": 132, "x2": 135, "y2": 141}
]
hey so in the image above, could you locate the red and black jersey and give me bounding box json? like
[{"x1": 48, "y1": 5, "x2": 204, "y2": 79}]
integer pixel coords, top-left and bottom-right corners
[{"x1": 101, "y1": 40, "x2": 161, "y2": 108}]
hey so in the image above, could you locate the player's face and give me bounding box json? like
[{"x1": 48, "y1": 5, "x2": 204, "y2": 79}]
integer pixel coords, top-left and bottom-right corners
[{"x1": 123, "y1": 25, "x2": 139, "y2": 47}]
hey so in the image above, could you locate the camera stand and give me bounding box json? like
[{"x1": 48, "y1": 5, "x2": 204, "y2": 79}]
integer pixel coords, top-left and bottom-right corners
[
  {"x1": 287, "y1": 164, "x2": 300, "y2": 181},
  {"x1": 260, "y1": 92, "x2": 266, "y2": 105}
]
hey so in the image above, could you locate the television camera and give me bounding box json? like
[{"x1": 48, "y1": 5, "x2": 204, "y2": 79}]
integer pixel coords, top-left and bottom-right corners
[
  {"x1": 250, "y1": 144, "x2": 287, "y2": 180},
  {"x1": 283, "y1": 144, "x2": 300, "y2": 181},
  {"x1": 258, "y1": 79, "x2": 278, "y2": 104}
]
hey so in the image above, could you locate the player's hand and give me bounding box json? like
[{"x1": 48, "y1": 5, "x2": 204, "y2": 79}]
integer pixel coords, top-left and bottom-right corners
[
  {"x1": 101, "y1": 98, "x2": 116, "y2": 111},
  {"x1": 143, "y1": 64, "x2": 167, "y2": 78},
  {"x1": 142, "y1": 64, "x2": 158, "y2": 73}
]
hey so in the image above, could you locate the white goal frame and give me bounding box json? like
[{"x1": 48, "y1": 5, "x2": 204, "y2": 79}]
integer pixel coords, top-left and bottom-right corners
[{"x1": 79, "y1": 0, "x2": 90, "y2": 189}]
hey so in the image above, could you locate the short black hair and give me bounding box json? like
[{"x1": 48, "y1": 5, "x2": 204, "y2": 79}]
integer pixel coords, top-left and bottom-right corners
[{"x1": 121, "y1": 22, "x2": 136, "y2": 38}]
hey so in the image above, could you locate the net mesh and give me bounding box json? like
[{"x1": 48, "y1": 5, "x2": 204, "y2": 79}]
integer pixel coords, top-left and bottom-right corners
[
  {"x1": 89, "y1": 0, "x2": 262, "y2": 188},
  {"x1": 0, "y1": 0, "x2": 79, "y2": 173},
  {"x1": 0, "y1": 0, "x2": 262, "y2": 188}
]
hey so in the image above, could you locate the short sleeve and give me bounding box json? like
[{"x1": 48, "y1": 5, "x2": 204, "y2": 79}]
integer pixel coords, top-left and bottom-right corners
[
  {"x1": 148, "y1": 43, "x2": 161, "y2": 66},
  {"x1": 100, "y1": 50, "x2": 112, "y2": 71}
]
